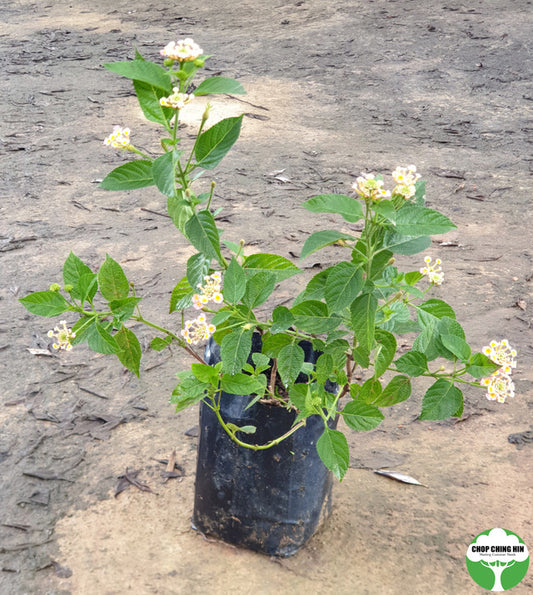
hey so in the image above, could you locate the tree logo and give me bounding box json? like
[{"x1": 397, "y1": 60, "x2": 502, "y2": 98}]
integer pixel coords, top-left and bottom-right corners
[{"x1": 466, "y1": 528, "x2": 529, "y2": 591}]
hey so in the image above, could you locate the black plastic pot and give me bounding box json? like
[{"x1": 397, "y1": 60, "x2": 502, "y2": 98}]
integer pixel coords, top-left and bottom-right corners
[{"x1": 192, "y1": 336, "x2": 337, "y2": 557}]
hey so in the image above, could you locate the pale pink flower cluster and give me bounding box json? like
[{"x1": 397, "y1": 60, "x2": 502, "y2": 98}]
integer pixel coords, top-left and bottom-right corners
[
  {"x1": 392, "y1": 165, "x2": 421, "y2": 199},
  {"x1": 481, "y1": 340, "x2": 517, "y2": 403},
  {"x1": 48, "y1": 321, "x2": 76, "y2": 351},
  {"x1": 192, "y1": 272, "x2": 223, "y2": 310},
  {"x1": 159, "y1": 89, "x2": 195, "y2": 109},
  {"x1": 103, "y1": 126, "x2": 131, "y2": 148},
  {"x1": 181, "y1": 314, "x2": 216, "y2": 345},
  {"x1": 352, "y1": 173, "x2": 390, "y2": 201},
  {"x1": 420, "y1": 256, "x2": 444, "y2": 286},
  {"x1": 160, "y1": 38, "x2": 203, "y2": 62}
]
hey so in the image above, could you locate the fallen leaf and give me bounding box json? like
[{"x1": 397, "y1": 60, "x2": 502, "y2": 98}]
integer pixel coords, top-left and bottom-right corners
[
  {"x1": 515, "y1": 299, "x2": 527, "y2": 311},
  {"x1": 115, "y1": 468, "x2": 155, "y2": 497},
  {"x1": 373, "y1": 469, "x2": 426, "y2": 486}
]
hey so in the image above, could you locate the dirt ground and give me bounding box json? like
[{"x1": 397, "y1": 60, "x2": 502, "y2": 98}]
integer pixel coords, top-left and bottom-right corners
[{"x1": 1, "y1": 0, "x2": 532, "y2": 593}]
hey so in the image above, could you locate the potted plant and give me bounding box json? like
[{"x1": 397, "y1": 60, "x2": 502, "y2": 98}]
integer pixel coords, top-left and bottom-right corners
[{"x1": 19, "y1": 39, "x2": 518, "y2": 557}]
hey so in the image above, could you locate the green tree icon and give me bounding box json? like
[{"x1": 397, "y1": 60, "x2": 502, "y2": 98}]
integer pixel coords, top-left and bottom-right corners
[{"x1": 466, "y1": 528, "x2": 529, "y2": 591}]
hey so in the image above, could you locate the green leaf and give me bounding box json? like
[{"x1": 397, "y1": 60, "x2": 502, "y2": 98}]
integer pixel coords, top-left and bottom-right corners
[
  {"x1": 220, "y1": 329, "x2": 253, "y2": 375},
  {"x1": 440, "y1": 333, "x2": 471, "y2": 362},
  {"x1": 243, "y1": 253, "x2": 301, "y2": 282},
  {"x1": 358, "y1": 378, "x2": 383, "y2": 404},
  {"x1": 316, "y1": 428, "x2": 350, "y2": 481},
  {"x1": 261, "y1": 333, "x2": 293, "y2": 358},
  {"x1": 195, "y1": 115, "x2": 243, "y2": 170},
  {"x1": 315, "y1": 353, "x2": 334, "y2": 384},
  {"x1": 19, "y1": 291, "x2": 70, "y2": 317},
  {"x1": 71, "y1": 315, "x2": 97, "y2": 344},
  {"x1": 169, "y1": 276, "x2": 193, "y2": 313},
  {"x1": 150, "y1": 336, "x2": 173, "y2": 351},
  {"x1": 133, "y1": 80, "x2": 173, "y2": 126},
  {"x1": 270, "y1": 306, "x2": 295, "y2": 334},
  {"x1": 87, "y1": 322, "x2": 118, "y2": 354},
  {"x1": 115, "y1": 326, "x2": 141, "y2": 376},
  {"x1": 418, "y1": 299, "x2": 456, "y2": 320},
  {"x1": 167, "y1": 193, "x2": 194, "y2": 234},
  {"x1": 419, "y1": 379, "x2": 463, "y2": 420},
  {"x1": 224, "y1": 257, "x2": 246, "y2": 304},
  {"x1": 77, "y1": 272, "x2": 98, "y2": 306},
  {"x1": 108, "y1": 297, "x2": 141, "y2": 322},
  {"x1": 277, "y1": 343, "x2": 305, "y2": 386},
  {"x1": 99, "y1": 160, "x2": 154, "y2": 191},
  {"x1": 98, "y1": 255, "x2": 130, "y2": 301},
  {"x1": 63, "y1": 252, "x2": 94, "y2": 300},
  {"x1": 342, "y1": 401, "x2": 384, "y2": 431},
  {"x1": 186, "y1": 252, "x2": 211, "y2": 292},
  {"x1": 191, "y1": 362, "x2": 220, "y2": 385},
  {"x1": 242, "y1": 271, "x2": 276, "y2": 309},
  {"x1": 171, "y1": 373, "x2": 208, "y2": 413},
  {"x1": 193, "y1": 76, "x2": 246, "y2": 96},
  {"x1": 395, "y1": 205, "x2": 456, "y2": 236},
  {"x1": 184, "y1": 210, "x2": 223, "y2": 264},
  {"x1": 152, "y1": 151, "x2": 178, "y2": 196},
  {"x1": 291, "y1": 300, "x2": 341, "y2": 334},
  {"x1": 303, "y1": 194, "x2": 364, "y2": 223},
  {"x1": 465, "y1": 352, "x2": 500, "y2": 379},
  {"x1": 220, "y1": 373, "x2": 265, "y2": 396},
  {"x1": 104, "y1": 60, "x2": 172, "y2": 91},
  {"x1": 350, "y1": 293, "x2": 378, "y2": 351},
  {"x1": 394, "y1": 351, "x2": 428, "y2": 376},
  {"x1": 300, "y1": 230, "x2": 356, "y2": 260},
  {"x1": 325, "y1": 261, "x2": 363, "y2": 313},
  {"x1": 372, "y1": 376, "x2": 411, "y2": 407},
  {"x1": 381, "y1": 232, "x2": 432, "y2": 255},
  {"x1": 293, "y1": 269, "x2": 328, "y2": 306},
  {"x1": 373, "y1": 330, "x2": 397, "y2": 377}
]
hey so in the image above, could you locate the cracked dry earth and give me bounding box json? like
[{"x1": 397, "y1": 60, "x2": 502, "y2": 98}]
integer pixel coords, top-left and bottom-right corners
[{"x1": 1, "y1": 0, "x2": 532, "y2": 593}]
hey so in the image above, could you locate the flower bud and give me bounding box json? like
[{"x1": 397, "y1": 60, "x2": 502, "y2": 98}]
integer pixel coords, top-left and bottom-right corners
[
  {"x1": 194, "y1": 58, "x2": 205, "y2": 67},
  {"x1": 163, "y1": 58, "x2": 175, "y2": 67},
  {"x1": 49, "y1": 283, "x2": 61, "y2": 292},
  {"x1": 64, "y1": 284, "x2": 74, "y2": 293}
]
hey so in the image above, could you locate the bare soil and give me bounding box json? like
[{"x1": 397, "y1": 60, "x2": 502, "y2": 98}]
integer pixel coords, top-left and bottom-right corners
[{"x1": 1, "y1": 1, "x2": 532, "y2": 593}]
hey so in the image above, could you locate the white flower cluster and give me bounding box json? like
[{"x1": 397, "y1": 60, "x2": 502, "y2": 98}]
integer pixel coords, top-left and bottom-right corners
[
  {"x1": 192, "y1": 272, "x2": 223, "y2": 310},
  {"x1": 392, "y1": 165, "x2": 421, "y2": 199},
  {"x1": 352, "y1": 173, "x2": 390, "y2": 201},
  {"x1": 103, "y1": 126, "x2": 131, "y2": 148},
  {"x1": 181, "y1": 314, "x2": 216, "y2": 345},
  {"x1": 420, "y1": 256, "x2": 444, "y2": 286},
  {"x1": 481, "y1": 340, "x2": 517, "y2": 403},
  {"x1": 48, "y1": 321, "x2": 76, "y2": 351},
  {"x1": 160, "y1": 38, "x2": 203, "y2": 62},
  {"x1": 159, "y1": 89, "x2": 195, "y2": 110}
]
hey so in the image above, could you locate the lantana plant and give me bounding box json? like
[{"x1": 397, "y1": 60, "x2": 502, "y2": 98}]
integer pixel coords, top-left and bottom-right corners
[{"x1": 20, "y1": 40, "x2": 517, "y2": 480}]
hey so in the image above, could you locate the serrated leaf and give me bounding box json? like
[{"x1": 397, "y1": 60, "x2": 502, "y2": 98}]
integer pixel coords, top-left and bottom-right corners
[
  {"x1": 78, "y1": 272, "x2": 98, "y2": 306},
  {"x1": 133, "y1": 80, "x2": 173, "y2": 126},
  {"x1": 277, "y1": 343, "x2": 305, "y2": 386},
  {"x1": 108, "y1": 297, "x2": 141, "y2": 322},
  {"x1": 300, "y1": 230, "x2": 356, "y2": 260},
  {"x1": 342, "y1": 400, "x2": 384, "y2": 431},
  {"x1": 19, "y1": 291, "x2": 70, "y2": 317},
  {"x1": 184, "y1": 210, "x2": 222, "y2": 264},
  {"x1": 374, "y1": 330, "x2": 397, "y2": 377},
  {"x1": 104, "y1": 60, "x2": 172, "y2": 91},
  {"x1": 303, "y1": 194, "x2": 364, "y2": 223},
  {"x1": 381, "y1": 232, "x2": 432, "y2": 255},
  {"x1": 224, "y1": 257, "x2": 246, "y2": 304},
  {"x1": 293, "y1": 269, "x2": 328, "y2": 305},
  {"x1": 394, "y1": 351, "x2": 428, "y2": 376},
  {"x1": 243, "y1": 253, "x2": 301, "y2": 282},
  {"x1": 220, "y1": 373, "x2": 265, "y2": 395},
  {"x1": 270, "y1": 305, "x2": 295, "y2": 334},
  {"x1": 440, "y1": 333, "x2": 471, "y2": 362},
  {"x1": 170, "y1": 374, "x2": 208, "y2": 413},
  {"x1": 87, "y1": 322, "x2": 118, "y2": 355},
  {"x1": 372, "y1": 375, "x2": 411, "y2": 407},
  {"x1": 169, "y1": 276, "x2": 193, "y2": 313},
  {"x1": 325, "y1": 261, "x2": 363, "y2": 313},
  {"x1": 316, "y1": 428, "x2": 350, "y2": 481},
  {"x1": 193, "y1": 76, "x2": 246, "y2": 96},
  {"x1": 351, "y1": 293, "x2": 377, "y2": 351},
  {"x1": 242, "y1": 271, "x2": 276, "y2": 309},
  {"x1": 395, "y1": 204, "x2": 457, "y2": 236},
  {"x1": 115, "y1": 326, "x2": 141, "y2": 376},
  {"x1": 291, "y1": 300, "x2": 341, "y2": 333},
  {"x1": 465, "y1": 352, "x2": 500, "y2": 378},
  {"x1": 419, "y1": 379, "x2": 463, "y2": 420},
  {"x1": 191, "y1": 363, "x2": 220, "y2": 385},
  {"x1": 152, "y1": 150, "x2": 178, "y2": 197},
  {"x1": 261, "y1": 333, "x2": 293, "y2": 358},
  {"x1": 195, "y1": 115, "x2": 243, "y2": 170},
  {"x1": 99, "y1": 160, "x2": 154, "y2": 191},
  {"x1": 62, "y1": 252, "x2": 94, "y2": 300},
  {"x1": 98, "y1": 255, "x2": 129, "y2": 301},
  {"x1": 150, "y1": 336, "x2": 173, "y2": 351},
  {"x1": 220, "y1": 329, "x2": 252, "y2": 374},
  {"x1": 186, "y1": 252, "x2": 211, "y2": 292},
  {"x1": 167, "y1": 193, "x2": 194, "y2": 234}
]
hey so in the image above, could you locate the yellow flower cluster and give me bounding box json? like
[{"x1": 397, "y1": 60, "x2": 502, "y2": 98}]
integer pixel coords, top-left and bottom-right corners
[
  {"x1": 420, "y1": 256, "x2": 444, "y2": 286},
  {"x1": 159, "y1": 89, "x2": 194, "y2": 110},
  {"x1": 103, "y1": 126, "x2": 131, "y2": 148},
  {"x1": 392, "y1": 165, "x2": 421, "y2": 199},
  {"x1": 352, "y1": 173, "x2": 390, "y2": 201},
  {"x1": 181, "y1": 314, "x2": 216, "y2": 345},
  {"x1": 48, "y1": 321, "x2": 76, "y2": 351},
  {"x1": 192, "y1": 272, "x2": 223, "y2": 310},
  {"x1": 481, "y1": 340, "x2": 517, "y2": 403},
  {"x1": 160, "y1": 38, "x2": 203, "y2": 62}
]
